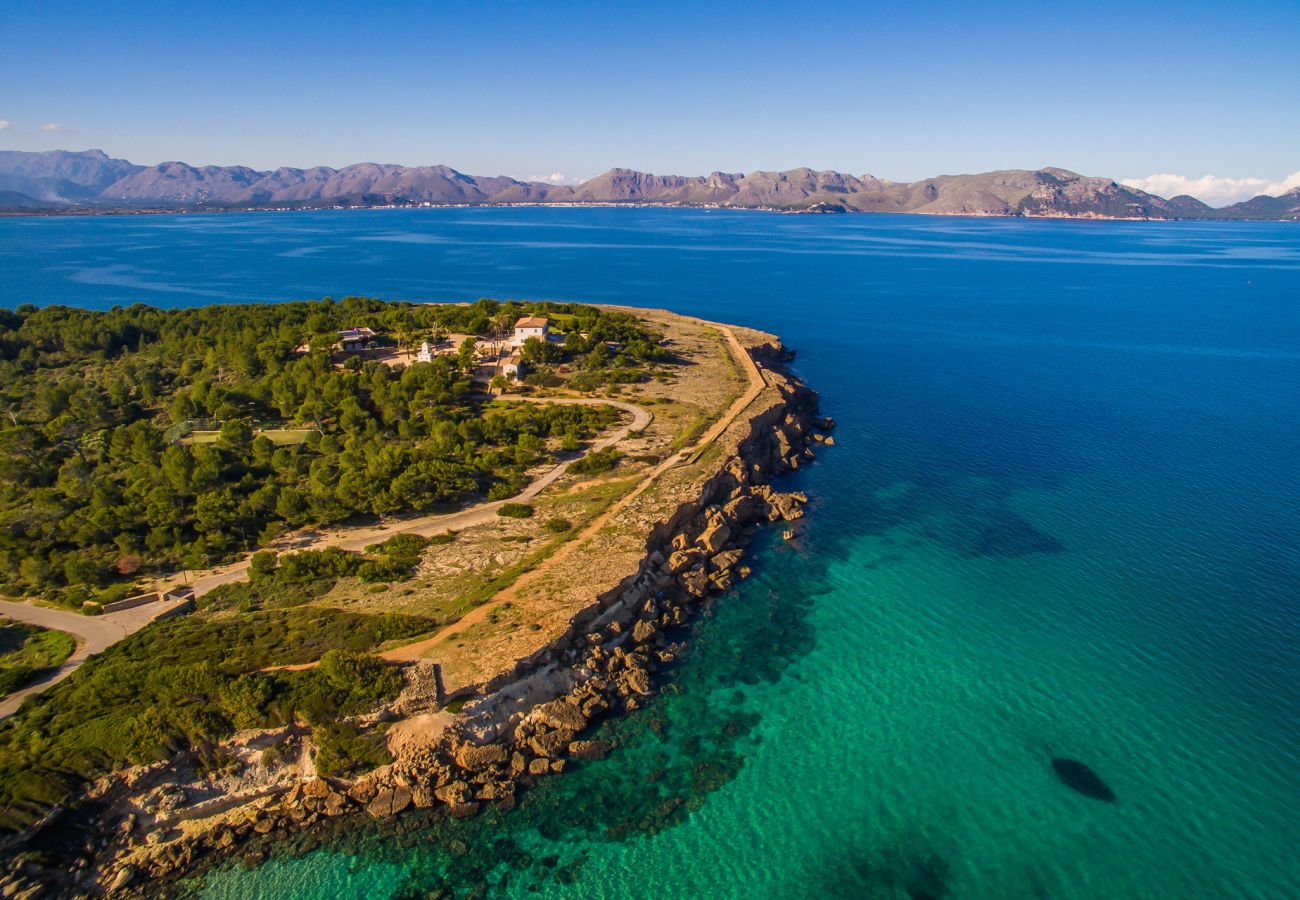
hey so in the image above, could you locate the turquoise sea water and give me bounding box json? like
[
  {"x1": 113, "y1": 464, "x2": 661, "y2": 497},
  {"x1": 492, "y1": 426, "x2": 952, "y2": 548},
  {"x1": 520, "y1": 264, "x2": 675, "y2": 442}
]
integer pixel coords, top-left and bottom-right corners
[{"x1": 2, "y1": 209, "x2": 1298, "y2": 899}]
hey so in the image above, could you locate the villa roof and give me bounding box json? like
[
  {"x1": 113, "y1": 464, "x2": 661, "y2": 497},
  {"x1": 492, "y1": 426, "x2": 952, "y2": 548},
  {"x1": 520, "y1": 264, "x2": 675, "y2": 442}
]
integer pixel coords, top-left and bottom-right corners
[
  {"x1": 514, "y1": 316, "x2": 549, "y2": 329},
  {"x1": 338, "y1": 326, "x2": 377, "y2": 340}
]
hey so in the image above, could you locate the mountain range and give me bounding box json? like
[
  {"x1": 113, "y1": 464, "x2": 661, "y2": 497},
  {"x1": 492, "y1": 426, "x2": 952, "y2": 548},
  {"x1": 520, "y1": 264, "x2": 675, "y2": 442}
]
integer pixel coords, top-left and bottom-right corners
[{"x1": 1, "y1": 149, "x2": 1297, "y2": 220}]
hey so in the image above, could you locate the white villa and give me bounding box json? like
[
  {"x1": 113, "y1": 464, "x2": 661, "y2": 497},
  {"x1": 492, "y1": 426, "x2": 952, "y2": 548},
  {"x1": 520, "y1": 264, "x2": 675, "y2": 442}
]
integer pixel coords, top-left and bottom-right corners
[
  {"x1": 336, "y1": 327, "x2": 378, "y2": 352},
  {"x1": 415, "y1": 340, "x2": 433, "y2": 363},
  {"x1": 294, "y1": 326, "x2": 379, "y2": 354},
  {"x1": 511, "y1": 316, "x2": 550, "y2": 346},
  {"x1": 497, "y1": 351, "x2": 522, "y2": 378}
]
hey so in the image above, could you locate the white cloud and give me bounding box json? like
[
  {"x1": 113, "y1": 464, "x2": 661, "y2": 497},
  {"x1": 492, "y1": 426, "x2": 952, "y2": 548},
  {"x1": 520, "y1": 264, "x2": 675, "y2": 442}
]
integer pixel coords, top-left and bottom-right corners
[
  {"x1": 0, "y1": 120, "x2": 10, "y2": 130},
  {"x1": 527, "y1": 172, "x2": 584, "y2": 186},
  {"x1": 1121, "y1": 171, "x2": 1300, "y2": 207},
  {"x1": 40, "y1": 122, "x2": 70, "y2": 132}
]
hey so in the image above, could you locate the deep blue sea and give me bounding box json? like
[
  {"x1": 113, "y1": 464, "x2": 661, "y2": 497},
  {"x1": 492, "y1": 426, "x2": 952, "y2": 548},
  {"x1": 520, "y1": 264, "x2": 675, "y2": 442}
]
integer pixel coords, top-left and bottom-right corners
[{"x1": 3, "y1": 208, "x2": 1298, "y2": 899}]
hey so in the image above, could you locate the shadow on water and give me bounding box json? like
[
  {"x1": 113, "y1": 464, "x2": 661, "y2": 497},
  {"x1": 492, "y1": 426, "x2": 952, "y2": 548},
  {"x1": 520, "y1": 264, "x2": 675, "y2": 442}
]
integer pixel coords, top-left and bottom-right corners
[
  {"x1": 815, "y1": 832, "x2": 954, "y2": 900},
  {"x1": 1050, "y1": 757, "x2": 1116, "y2": 803}
]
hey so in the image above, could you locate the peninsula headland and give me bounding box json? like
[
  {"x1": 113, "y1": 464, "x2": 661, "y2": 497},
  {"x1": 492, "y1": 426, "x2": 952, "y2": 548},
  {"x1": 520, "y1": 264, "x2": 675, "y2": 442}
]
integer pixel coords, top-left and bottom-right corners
[{"x1": 0, "y1": 299, "x2": 825, "y2": 896}]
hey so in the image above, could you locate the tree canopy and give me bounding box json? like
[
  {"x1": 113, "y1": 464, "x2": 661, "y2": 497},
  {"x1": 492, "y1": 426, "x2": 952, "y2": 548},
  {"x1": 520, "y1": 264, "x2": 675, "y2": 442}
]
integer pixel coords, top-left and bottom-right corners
[{"x1": 0, "y1": 297, "x2": 661, "y2": 605}]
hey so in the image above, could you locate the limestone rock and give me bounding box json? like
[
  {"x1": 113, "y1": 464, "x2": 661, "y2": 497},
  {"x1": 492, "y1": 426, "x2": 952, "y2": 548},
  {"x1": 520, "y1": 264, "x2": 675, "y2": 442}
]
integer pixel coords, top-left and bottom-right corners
[
  {"x1": 455, "y1": 741, "x2": 509, "y2": 770},
  {"x1": 624, "y1": 668, "x2": 653, "y2": 695},
  {"x1": 434, "y1": 781, "x2": 474, "y2": 806},
  {"x1": 347, "y1": 781, "x2": 378, "y2": 805},
  {"x1": 323, "y1": 792, "x2": 349, "y2": 817},
  {"x1": 301, "y1": 778, "x2": 332, "y2": 799},
  {"x1": 535, "y1": 698, "x2": 587, "y2": 732},
  {"x1": 568, "y1": 740, "x2": 612, "y2": 761},
  {"x1": 366, "y1": 786, "x2": 413, "y2": 818},
  {"x1": 680, "y1": 567, "x2": 710, "y2": 597},
  {"x1": 666, "y1": 549, "x2": 696, "y2": 574},
  {"x1": 109, "y1": 867, "x2": 134, "y2": 892},
  {"x1": 529, "y1": 730, "x2": 572, "y2": 758},
  {"x1": 710, "y1": 549, "x2": 743, "y2": 572},
  {"x1": 698, "y1": 521, "x2": 732, "y2": 555}
]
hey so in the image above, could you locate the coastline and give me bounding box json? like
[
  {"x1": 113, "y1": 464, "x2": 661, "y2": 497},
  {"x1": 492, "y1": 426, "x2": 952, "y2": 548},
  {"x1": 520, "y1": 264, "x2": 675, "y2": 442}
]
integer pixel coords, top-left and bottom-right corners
[
  {"x1": 0, "y1": 200, "x2": 1283, "y2": 223},
  {"x1": 0, "y1": 324, "x2": 828, "y2": 897}
]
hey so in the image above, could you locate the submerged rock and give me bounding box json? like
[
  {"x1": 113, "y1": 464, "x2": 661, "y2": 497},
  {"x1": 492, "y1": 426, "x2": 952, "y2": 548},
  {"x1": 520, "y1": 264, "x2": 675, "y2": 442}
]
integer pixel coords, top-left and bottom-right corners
[{"x1": 1050, "y1": 757, "x2": 1116, "y2": 802}]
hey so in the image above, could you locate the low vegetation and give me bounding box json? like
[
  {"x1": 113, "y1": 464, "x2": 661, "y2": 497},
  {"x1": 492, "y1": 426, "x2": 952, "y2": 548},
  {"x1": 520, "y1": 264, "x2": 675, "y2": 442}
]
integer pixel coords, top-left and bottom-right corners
[
  {"x1": 0, "y1": 608, "x2": 430, "y2": 834},
  {"x1": 567, "y1": 446, "x2": 623, "y2": 475},
  {"x1": 0, "y1": 623, "x2": 77, "y2": 695},
  {"x1": 496, "y1": 502, "x2": 534, "y2": 519},
  {"x1": 312, "y1": 720, "x2": 392, "y2": 778}
]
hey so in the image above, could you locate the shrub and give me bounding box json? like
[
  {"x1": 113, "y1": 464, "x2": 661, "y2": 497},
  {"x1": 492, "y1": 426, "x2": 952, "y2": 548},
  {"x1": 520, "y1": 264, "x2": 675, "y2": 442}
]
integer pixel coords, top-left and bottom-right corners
[
  {"x1": 497, "y1": 502, "x2": 534, "y2": 519},
  {"x1": 93, "y1": 583, "x2": 141, "y2": 606},
  {"x1": 0, "y1": 666, "x2": 36, "y2": 695},
  {"x1": 312, "y1": 721, "x2": 391, "y2": 777},
  {"x1": 568, "y1": 447, "x2": 623, "y2": 476},
  {"x1": 543, "y1": 516, "x2": 572, "y2": 534},
  {"x1": 318, "y1": 649, "x2": 402, "y2": 698}
]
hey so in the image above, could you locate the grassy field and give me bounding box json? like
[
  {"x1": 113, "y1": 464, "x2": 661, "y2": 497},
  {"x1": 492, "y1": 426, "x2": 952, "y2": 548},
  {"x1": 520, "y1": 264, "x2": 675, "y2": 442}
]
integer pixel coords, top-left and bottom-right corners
[
  {"x1": 181, "y1": 428, "x2": 315, "y2": 446},
  {"x1": 0, "y1": 622, "x2": 77, "y2": 696}
]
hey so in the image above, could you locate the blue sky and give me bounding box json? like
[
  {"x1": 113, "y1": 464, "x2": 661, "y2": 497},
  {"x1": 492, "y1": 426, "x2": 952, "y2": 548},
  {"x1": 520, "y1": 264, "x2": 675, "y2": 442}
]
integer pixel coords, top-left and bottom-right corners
[{"x1": 2, "y1": 0, "x2": 1297, "y2": 201}]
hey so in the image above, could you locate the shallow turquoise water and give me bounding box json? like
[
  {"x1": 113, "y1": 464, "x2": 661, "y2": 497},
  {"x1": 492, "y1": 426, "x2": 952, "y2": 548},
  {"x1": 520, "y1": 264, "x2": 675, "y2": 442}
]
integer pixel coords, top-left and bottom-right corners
[{"x1": 3, "y1": 209, "x2": 1298, "y2": 898}]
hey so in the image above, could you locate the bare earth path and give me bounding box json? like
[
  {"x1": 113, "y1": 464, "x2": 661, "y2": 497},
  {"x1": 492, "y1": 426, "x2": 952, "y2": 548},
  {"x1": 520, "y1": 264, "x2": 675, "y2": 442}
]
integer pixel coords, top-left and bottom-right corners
[
  {"x1": 381, "y1": 322, "x2": 767, "y2": 663},
  {"x1": 185, "y1": 397, "x2": 651, "y2": 598},
  {"x1": 0, "y1": 598, "x2": 180, "y2": 717},
  {"x1": 1, "y1": 322, "x2": 760, "y2": 710},
  {"x1": 1, "y1": 398, "x2": 649, "y2": 714}
]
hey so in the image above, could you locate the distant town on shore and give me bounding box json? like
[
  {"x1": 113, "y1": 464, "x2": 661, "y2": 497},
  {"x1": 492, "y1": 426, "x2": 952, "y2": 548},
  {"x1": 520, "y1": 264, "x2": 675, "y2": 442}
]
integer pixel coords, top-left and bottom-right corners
[{"x1": 2, "y1": 149, "x2": 1297, "y2": 220}]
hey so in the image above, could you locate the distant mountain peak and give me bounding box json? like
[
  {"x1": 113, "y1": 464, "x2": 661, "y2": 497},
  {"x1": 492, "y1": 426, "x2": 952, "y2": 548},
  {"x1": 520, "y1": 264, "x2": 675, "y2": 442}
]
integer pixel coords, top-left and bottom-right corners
[{"x1": 0, "y1": 150, "x2": 1295, "y2": 220}]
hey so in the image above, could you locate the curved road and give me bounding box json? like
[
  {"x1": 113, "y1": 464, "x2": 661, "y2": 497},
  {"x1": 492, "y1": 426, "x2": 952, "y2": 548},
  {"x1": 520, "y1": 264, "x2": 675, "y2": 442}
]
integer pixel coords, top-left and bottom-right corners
[{"x1": 0, "y1": 597, "x2": 181, "y2": 717}]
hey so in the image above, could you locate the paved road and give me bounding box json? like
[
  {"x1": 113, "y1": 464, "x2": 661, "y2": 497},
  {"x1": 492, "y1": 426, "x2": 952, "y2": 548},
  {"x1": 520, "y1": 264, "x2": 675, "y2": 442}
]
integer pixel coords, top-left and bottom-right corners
[
  {"x1": 0, "y1": 598, "x2": 183, "y2": 717},
  {"x1": 187, "y1": 397, "x2": 651, "y2": 598}
]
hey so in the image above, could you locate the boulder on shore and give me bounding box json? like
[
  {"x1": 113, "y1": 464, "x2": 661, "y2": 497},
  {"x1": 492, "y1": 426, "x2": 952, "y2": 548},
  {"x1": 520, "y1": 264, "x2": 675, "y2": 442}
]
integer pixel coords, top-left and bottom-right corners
[
  {"x1": 568, "y1": 740, "x2": 612, "y2": 761},
  {"x1": 366, "y1": 786, "x2": 413, "y2": 818},
  {"x1": 454, "y1": 741, "x2": 510, "y2": 770},
  {"x1": 535, "y1": 699, "x2": 588, "y2": 732}
]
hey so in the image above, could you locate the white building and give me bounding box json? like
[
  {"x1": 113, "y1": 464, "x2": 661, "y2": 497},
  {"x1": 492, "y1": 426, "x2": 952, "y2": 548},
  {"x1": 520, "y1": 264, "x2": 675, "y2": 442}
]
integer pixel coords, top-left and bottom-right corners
[
  {"x1": 416, "y1": 340, "x2": 433, "y2": 363},
  {"x1": 336, "y1": 327, "x2": 378, "y2": 352},
  {"x1": 499, "y1": 351, "x2": 522, "y2": 378},
  {"x1": 511, "y1": 316, "x2": 550, "y2": 347}
]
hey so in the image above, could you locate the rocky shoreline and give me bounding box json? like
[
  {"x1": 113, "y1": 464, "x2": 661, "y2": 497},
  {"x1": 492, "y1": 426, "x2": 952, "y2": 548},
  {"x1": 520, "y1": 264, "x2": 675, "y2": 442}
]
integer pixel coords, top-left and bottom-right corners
[{"x1": 1, "y1": 338, "x2": 827, "y2": 898}]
